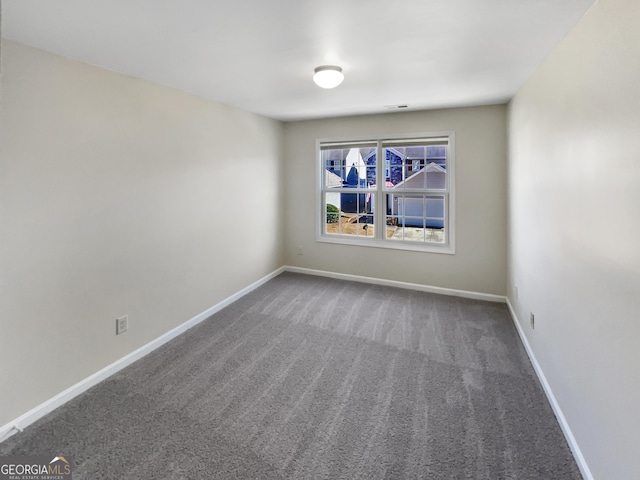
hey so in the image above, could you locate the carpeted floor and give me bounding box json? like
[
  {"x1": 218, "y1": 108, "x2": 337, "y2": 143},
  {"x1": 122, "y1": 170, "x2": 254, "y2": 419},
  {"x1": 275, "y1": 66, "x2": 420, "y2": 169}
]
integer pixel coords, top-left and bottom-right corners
[{"x1": 0, "y1": 272, "x2": 582, "y2": 479}]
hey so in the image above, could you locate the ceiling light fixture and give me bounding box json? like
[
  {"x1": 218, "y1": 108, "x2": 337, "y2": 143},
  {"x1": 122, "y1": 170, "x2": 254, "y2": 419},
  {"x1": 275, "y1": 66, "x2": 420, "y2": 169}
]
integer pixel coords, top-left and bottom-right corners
[{"x1": 313, "y1": 65, "x2": 344, "y2": 89}]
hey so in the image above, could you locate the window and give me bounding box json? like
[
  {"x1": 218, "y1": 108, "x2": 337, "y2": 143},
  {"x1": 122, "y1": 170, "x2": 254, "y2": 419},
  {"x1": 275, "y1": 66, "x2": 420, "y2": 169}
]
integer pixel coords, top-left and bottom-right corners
[{"x1": 318, "y1": 133, "x2": 454, "y2": 253}]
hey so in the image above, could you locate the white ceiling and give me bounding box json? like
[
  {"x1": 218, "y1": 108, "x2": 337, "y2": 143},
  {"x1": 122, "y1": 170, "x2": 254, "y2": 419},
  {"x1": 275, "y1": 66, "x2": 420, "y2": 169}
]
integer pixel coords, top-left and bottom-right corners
[{"x1": 2, "y1": 0, "x2": 595, "y2": 121}]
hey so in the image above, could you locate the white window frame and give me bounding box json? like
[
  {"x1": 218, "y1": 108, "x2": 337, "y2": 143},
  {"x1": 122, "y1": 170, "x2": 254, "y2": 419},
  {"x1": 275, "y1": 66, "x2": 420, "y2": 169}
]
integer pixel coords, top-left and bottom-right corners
[{"x1": 316, "y1": 132, "x2": 455, "y2": 254}]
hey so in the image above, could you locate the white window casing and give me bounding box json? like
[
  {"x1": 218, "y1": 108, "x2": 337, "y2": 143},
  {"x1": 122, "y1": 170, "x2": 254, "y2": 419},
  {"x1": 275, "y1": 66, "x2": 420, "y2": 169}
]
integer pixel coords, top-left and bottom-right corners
[{"x1": 317, "y1": 132, "x2": 455, "y2": 254}]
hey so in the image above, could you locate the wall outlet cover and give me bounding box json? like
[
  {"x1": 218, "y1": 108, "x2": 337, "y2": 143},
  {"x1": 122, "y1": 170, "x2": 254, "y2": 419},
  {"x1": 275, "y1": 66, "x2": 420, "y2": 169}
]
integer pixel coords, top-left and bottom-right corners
[{"x1": 116, "y1": 315, "x2": 128, "y2": 335}]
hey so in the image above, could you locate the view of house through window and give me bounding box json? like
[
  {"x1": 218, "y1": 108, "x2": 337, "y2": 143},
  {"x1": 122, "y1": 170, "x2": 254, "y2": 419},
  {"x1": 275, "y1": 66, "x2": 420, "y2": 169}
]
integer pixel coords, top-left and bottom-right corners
[{"x1": 319, "y1": 134, "x2": 454, "y2": 252}]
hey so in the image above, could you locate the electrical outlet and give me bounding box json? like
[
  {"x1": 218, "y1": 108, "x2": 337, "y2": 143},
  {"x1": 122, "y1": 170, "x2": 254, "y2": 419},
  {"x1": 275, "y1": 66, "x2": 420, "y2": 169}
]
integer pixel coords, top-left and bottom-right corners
[
  {"x1": 116, "y1": 315, "x2": 128, "y2": 335},
  {"x1": 297, "y1": 246, "x2": 303, "y2": 256},
  {"x1": 530, "y1": 312, "x2": 535, "y2": 329}
]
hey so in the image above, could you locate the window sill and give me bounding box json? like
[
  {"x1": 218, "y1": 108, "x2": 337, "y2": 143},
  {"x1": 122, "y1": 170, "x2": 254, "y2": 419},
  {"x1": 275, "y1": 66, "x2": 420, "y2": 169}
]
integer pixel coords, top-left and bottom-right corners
[{"x1": 316, "y1": 234, "x2": 455, "y2": 255}]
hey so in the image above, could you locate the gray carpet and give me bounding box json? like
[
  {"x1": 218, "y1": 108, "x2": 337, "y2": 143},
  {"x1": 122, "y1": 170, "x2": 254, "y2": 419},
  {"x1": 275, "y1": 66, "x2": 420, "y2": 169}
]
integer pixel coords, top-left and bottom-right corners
[{"x1": 0, "y1": 272, "x2": 582, "y2": 479}]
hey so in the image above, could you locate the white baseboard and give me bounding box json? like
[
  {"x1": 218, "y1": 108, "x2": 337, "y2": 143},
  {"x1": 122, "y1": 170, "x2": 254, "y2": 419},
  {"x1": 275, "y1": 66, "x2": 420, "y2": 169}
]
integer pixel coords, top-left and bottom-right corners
[
  {"x1": 4, "y1": 264, "x2": 587, "y2": 480},
  {"x1": 505, "y1": 299, "x2": 593, "y2": 480},
  {"x1": 0, "y1": 267, "x2": 285, "y2": 444},
  {"x1": 284, "y1": 265, "x2": 506, "y2": 303}
]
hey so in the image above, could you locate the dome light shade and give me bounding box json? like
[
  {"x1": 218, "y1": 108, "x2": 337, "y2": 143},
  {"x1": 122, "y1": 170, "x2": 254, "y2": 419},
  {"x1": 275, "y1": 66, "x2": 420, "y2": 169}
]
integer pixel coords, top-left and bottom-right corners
[{"x1": 313, "y1": 65, "x2": 344, "y2": 89}]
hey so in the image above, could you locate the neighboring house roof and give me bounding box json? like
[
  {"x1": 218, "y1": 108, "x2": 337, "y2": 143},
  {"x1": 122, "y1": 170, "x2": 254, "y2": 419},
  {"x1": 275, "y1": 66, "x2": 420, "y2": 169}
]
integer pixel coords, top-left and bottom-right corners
[
  {"x1": 392, "y1": 162, "x2": 446, "y2": 190},
  {"x1": 325, "y1": 169, "x2": 343, "y2": 188},
  {"x1": 346, "y1": 164, "x2": 360, "y2": 185}
]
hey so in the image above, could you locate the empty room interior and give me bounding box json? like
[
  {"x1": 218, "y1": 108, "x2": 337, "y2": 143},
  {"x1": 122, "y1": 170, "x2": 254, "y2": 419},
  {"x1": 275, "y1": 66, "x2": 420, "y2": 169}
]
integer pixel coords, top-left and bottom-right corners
[{"x1": 1, "y1": 0, "x2": 638, "y2": 479}]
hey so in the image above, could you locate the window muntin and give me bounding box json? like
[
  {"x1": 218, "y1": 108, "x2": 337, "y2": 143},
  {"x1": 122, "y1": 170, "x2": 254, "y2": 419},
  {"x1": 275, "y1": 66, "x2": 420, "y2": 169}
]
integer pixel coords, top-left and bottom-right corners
[
  {"x1": 319, "y1": 134, "x2": 454, "y2": 253},
  {"x1": 321, "y1": 143, "x2": 377, "y2": 238}
]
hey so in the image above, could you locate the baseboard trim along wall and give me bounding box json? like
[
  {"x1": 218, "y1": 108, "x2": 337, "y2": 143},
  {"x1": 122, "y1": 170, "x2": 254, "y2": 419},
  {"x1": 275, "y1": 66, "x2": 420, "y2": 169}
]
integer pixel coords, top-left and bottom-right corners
[
  {"x1": 284, "y1": 266, "x2": 507, "y2": 303},
  {"x1": 0, "y1": 267, "x2": 286, "y2": 444},
  {"x1": 0, "y1": 265, "x2": 504, "y2": 443},
  {"x1": 506, "y1": 299, "x2": 594, "y2": 480},
  {"x1": 0, "y1": 264, "x2": 591, "y2": 480}
]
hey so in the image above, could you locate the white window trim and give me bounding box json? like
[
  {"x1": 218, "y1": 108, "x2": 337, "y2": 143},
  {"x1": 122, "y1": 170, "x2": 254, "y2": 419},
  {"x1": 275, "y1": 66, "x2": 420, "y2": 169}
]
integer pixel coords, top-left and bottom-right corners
[{"x1": 316, "y1": 132, "x2": 456, "y2": 254}]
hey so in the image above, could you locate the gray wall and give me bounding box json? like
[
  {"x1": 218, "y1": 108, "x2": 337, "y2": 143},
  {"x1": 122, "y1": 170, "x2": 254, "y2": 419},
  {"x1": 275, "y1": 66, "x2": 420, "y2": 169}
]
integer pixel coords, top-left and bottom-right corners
[
  {"x1": 0, "y1": 41, "x2": 284, "y2": 426},
  {"x1": 508, "y1": 0, "x2": 640, "y2": 477},
  {"x1": 283, "y1": 106, "x2": 508, "y2": 296}
]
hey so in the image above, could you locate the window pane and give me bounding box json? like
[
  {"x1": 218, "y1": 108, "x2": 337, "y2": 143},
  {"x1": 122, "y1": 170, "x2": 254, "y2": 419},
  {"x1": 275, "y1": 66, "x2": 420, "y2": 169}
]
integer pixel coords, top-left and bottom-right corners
[
  {"x1": 385, "y1": 194, "x2": 445, "y2": 243},
  {"x1": 324, "y1": 167, "x2": 344, "y2": 189},
  {"x1": 425, "y1": 195, "x2": 445, "y2": 225},
  {"x1": 324, "y1": 193, "x2": 342, "y2": 235},
  {"x1": 366, "y1": 166, "x2": 377, "y2": 187},
  {"x1": 426, "y1": 168, "x2": 446, "y2": 190},
  {"x1": 323, "y1": 147, "x2": 375, "y2": 190},
  {"x1": 322, "y1": 148, "x2": 346, "y2": 188},
  {"x1": 378, "y1": 148, "x2": 400, "y2": 187},
  {"x1": 384, "y1": 143, "x2": 447, "y2": 190},
  {"x1": 324, "y1": 193, "x2": 375, "y2": 238}
]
